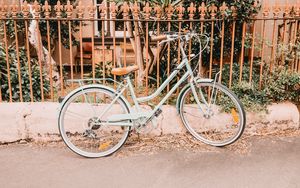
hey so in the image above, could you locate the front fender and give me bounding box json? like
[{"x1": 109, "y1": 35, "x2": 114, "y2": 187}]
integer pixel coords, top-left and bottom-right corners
[
  {"x1": 58, "y1": 84, "x2": 132, "y2": 113},
  {"x1": 176, "y1": 78, "x2": 213, "y2": 114}
]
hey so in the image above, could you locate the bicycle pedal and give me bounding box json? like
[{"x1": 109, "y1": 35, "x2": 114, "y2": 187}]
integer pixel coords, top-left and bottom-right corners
[{"x1": 58, "y1": 96, "x2": 65, "y2": 103}]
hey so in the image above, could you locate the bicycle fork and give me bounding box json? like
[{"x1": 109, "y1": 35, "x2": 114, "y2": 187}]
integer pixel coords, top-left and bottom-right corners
[{"x1": 189, "y1": 76, "x2": 220, "y2": 117}]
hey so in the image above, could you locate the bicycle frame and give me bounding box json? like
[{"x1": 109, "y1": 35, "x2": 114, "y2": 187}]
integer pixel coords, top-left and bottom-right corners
[{"x1": 101, "y1": 42, "x2": 213, "y2": 126}]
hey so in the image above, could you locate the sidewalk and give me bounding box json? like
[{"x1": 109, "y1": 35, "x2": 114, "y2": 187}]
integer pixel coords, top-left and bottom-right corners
[{"x1": 0, "y1": 135, "x2": 299, "y2": 188}]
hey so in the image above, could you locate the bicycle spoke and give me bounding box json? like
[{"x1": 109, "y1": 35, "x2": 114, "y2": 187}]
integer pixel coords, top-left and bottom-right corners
[
  {"x1": 210, "y1": 88, "x2": 219, "y2": 107},
  {"x1": 64, "y1": 110, "x2": 89, "y2": 119},
  {"x1": 183, "y1": 110, "x2": 203, "y2": 119}
]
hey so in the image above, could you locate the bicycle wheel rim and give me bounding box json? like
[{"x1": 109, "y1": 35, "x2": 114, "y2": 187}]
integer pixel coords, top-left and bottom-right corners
[
  {"x1": 180, "y1": 82, "x2": 245, "y2": 146},
  {"x1": 59, "y1": 87, "x2": 130, "y2": 158}
]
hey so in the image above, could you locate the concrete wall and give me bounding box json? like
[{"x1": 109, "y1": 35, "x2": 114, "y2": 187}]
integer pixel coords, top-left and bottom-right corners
[{"x1": 0, "y1": 102, "x2": 299, "y2": 143}]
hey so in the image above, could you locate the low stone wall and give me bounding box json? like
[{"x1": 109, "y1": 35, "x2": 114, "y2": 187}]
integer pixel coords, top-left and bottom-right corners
[{"x1": 0, "y1": 102, "x2": 299, "y2": 143}]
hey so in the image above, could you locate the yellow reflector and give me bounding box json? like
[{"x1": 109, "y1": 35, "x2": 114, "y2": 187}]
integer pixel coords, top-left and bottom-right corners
[
  {"x1": 231, "y1": 109, "x2": 239, "y2": 124},
  {"x1": 99, "y1": 142, "x2": 111, "y2": 150}
]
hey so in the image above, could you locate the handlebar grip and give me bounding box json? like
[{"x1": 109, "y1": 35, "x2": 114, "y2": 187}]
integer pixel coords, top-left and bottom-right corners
[{"x1": 151, "y1": 35, "x2": 167, "y2": 42}]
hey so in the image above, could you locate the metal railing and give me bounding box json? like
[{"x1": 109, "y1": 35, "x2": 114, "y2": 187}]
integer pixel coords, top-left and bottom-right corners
[{"x1": 0, "y1": 0, "x2": 299, "y2": 103}]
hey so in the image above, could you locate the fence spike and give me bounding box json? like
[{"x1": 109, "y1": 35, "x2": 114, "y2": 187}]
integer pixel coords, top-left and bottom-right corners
[
  {"x1": 110, "y1": 2, "x2": 118, "y2": 19},
  {"x1": 99, "y1": 2, "x2": 106, "y2": 19},
  {"x1": 154, "y1": 4, "x2": 162, "y2": 19},
  {"x1": 0, "y1": 0, "x2": 7, "y2": 19},
  {"x1": 143, "y1": 2, "x2": 151, "y2": 20},
  {"x1": 231, "y1": 5, "x2": 237, "y2": 19},
  {"x1": 262, "y1": 3, "x2": 270, "y2": 18},
  {"x1": 176, "y1": 4, "x2": 185, "y2": 20},
  {"x1": 165, "y1": 4, "x2": 173, "y2": 20},
  {"x1": 199, "y1": 2, "x2": 207, "y2": 20},
  {"x1": 65, "y1": 0, "x2": 73, "y2": 19},
  {"x1": 33, "y1": 0, "x2": 42, "y2": 18},
  {"x1": 10, "y1": 0, "x2": 18, "y2": 18},
  {"x1": 208, "y1": 3, "x2": 217, "y2": 19},
  {"x1": 295, "y1": 1, "x2": 300, "y2": 17},
  {"x1": 283, "y1": 3, "x2": 292, "y2": 18},
  {"x1": 132, "y1": 2, "x2": 139, "y2": 17},
  {"x1": 188, "y1": 2, "x2": 196, "y2": 19},
  {"x1": 131, "y1": 1, "x2": 139, "y2": 20},
  {"x1": 121, "y1": 2, "x2": 129, "y2": 19},
  {"x1": 54, "y1": 0, "x2": 63, "y2": 18},
  {"x1": 88, "y1": 5, "x2": 95, "y2": 19},
  {"x1": 76, "y1": 0, "x2": 85, "y2": 18},
  {"x1": 273, "y1": 4, "x2": 281, "y2": 18},
  {"x1": 220, "y1": 2, "x2": 228, "y2": 18},
  {"x1": 22, "y1": 1, "x2": 30, "y2": 18},
  {"x1": 42, "y1": 0, "x2": 51, "y2": 19}
]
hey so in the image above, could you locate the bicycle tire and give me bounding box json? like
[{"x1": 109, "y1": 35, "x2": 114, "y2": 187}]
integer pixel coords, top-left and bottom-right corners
[
  {"x1": 179, "y1": 81, "x2": 246, "y2": 146},
  {"x1": 58, "y1": 85, "x2": 131, "y2": 158}
]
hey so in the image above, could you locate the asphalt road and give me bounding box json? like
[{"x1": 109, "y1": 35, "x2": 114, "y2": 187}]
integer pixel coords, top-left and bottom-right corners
[{"x1": 0, "y1": 136, "x2": 300, "y2": 188}]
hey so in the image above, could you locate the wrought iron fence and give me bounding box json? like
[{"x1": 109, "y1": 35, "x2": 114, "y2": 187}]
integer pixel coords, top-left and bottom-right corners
[{"x1": 0, "y1": 0, "x2": 299, "y2": 103}]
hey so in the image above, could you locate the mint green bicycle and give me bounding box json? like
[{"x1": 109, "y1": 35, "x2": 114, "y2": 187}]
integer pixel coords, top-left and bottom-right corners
[{"x1": 58, "y1": 31, "x2": 246, "y2": 158}]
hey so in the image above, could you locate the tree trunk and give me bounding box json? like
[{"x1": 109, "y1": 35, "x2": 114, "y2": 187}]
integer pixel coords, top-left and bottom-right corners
[
  {"x1": 28, "y1": 5, "x2": 60, "y2": 87},
  {"x1": 133, "y1": 20, "x2": 145, "y2": 86},
  {"x1": 148, "y1": 44, "x2": 167, "y2": 74},
  {"x1": 125, "y1": 17, "x2": 145, "y2": 86}
]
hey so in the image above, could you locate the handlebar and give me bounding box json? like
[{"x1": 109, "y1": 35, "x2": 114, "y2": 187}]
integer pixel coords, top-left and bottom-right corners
[
  {"x1": 151, "y1": 31, "x2": 209, "y2": 47},
  {"x1": 150, "y1": 31, "x2": 210, "y2": 58},
  {"x1": 150, "y1": 35, "x2": 167, "y2": 42}
]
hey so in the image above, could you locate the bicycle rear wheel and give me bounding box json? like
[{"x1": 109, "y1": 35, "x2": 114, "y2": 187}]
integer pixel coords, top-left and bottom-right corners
[
  {"x1": 58, "y1": 86, "x2": 131, "y2": 158},
  {"x1": 179, "y1": 81, "x2": 245, "y2": 146}
]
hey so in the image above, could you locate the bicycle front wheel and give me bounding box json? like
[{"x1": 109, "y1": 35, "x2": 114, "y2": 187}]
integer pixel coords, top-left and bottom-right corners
[
  {"x1": 58, "y1": 86, "x2": 131, "y2": 158},
  {"x1": 179, "y1": 81, "x2": 246, "y2": 146}
]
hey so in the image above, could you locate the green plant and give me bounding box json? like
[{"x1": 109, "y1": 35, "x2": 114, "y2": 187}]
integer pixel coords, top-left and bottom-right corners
[
  {"x1": 231, "y1": 81, "x2": 269, "y2": 112},
  {"x1": 89, "y1": 62, "x2": 114, "y2": 80},
  {"x1": 0, "y1": 45, "x2": 50, "y2": 102},
  {"x1": 220, "y1": 59, "x2": 261, "y2": 87},
  {"x1": 263, "y1": 66, "x2": 300, "y2": 103},
  {"x1": 219, "y1": 62, "x2": 300, "y2": 112}
]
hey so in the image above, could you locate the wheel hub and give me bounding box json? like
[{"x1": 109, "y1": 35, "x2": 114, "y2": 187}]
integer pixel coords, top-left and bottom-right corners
[
  {"x1": 203, "y1": 109, "x2": 214, "y2": 119},
  {"x1": 135, "y1": 116, "x2": 157, "y2": 134},
  {"x1": 88, "y1": 117, "x2": 102, "y2": 130}
]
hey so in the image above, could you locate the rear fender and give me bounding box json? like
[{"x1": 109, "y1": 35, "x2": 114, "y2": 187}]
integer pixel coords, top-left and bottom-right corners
[{"x1": 58, "y1": 84, "x2": 132, "y2": 113}]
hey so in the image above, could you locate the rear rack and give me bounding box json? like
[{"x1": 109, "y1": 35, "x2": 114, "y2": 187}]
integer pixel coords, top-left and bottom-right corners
[{"x1": 65, "y1": 78, "x2": 125, "y2": 87}]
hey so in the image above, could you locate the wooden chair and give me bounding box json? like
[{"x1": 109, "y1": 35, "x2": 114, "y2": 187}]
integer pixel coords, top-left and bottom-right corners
[{"x1": 75, "y1": 42, "x2": 93, "y2": 72}]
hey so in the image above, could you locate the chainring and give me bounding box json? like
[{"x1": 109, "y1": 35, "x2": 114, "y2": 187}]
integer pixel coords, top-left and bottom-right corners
[{"x1": 135, "y1": 117, "x2": 158, "y2": 134}]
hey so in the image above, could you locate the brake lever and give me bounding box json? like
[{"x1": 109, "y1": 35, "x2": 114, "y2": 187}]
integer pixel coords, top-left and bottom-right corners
[
  {"x1": 159, "y1": 38, "x2": 174, "y2": 46},
  {"x1": 158, "y1": 35, "x2": 178, "y2": 45}
]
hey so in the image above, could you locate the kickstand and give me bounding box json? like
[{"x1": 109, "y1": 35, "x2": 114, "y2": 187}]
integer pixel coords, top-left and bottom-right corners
[{"x1": 137, "y1": 132, "x2": 141, "y2": 143}]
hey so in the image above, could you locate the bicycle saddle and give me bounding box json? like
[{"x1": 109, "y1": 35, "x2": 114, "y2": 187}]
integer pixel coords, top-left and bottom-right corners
[{"x1": 111, "y1": 65, "x2": 139, "y2": 76}]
